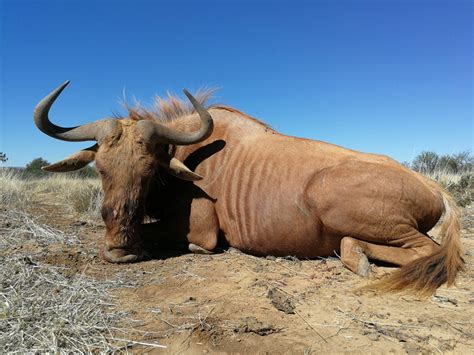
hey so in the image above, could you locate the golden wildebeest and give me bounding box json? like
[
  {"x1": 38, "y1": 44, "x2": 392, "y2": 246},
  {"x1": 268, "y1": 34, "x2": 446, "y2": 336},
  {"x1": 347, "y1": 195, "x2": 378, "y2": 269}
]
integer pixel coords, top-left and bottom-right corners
[{"x1": 34, "y1": 81, "x2": 463, "y2": 295}]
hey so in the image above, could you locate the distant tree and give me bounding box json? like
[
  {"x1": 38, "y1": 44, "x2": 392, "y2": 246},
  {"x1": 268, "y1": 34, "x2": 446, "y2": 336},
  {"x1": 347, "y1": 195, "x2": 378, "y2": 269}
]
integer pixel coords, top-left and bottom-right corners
[
  {"x1": 411, "y1": 151, "x2": 439, "y2": 174},
  {"x1": 0, "y1": 152, "x2": 7, "y2": 164},
  {"x1": 451, "y1": 151, "x2": 474, "y2": 173},
  {"x1": 411, "y1": 150, "x2": 473, "y2": 174},
  {"x1": 24, "y1": 157, "x2": 50, "y2": 177}
]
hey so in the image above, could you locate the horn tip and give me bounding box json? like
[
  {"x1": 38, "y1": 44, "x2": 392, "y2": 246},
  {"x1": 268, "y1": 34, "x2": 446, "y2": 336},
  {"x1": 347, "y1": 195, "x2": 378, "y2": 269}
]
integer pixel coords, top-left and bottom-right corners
[{"x1": 182, "y1": 88, "x2": 191, "y2": 97}]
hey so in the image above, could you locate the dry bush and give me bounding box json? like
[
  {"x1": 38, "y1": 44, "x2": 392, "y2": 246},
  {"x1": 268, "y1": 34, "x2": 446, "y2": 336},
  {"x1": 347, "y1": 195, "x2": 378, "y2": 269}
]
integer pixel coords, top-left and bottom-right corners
[
  {"x1": 409, "y1": 150, "x2": 473, "y2": 207},
  {"x1": 424, "y1": 170, "x2": 473, "y2": 207}
]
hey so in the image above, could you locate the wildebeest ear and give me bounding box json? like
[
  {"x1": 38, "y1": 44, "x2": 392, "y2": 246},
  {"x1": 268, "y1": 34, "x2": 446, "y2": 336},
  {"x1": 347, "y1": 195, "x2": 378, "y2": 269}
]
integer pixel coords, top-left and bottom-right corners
[
  {"x1": 162, "y1": 157, "x2": 203, "y2": 181},
  {"x1": 157, "y1": 150, "x2": 203, "y2": 181},
  {"x1": 42, "y1": 145, "x2": 97, "y2": 172}
]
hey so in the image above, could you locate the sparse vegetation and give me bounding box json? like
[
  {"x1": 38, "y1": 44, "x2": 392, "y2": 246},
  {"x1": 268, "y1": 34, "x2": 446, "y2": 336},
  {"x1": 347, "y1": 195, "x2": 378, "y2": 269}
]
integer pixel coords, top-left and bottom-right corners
[{"x1": 0, "y1": 170, "x2": 165, "y2": 352}]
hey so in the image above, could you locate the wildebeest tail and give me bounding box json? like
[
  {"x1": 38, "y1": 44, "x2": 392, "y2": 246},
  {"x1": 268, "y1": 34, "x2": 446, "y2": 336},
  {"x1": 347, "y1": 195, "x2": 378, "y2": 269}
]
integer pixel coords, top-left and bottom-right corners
[{"x1": 372, "y1": 187, "x2": 464, "y2": 296}]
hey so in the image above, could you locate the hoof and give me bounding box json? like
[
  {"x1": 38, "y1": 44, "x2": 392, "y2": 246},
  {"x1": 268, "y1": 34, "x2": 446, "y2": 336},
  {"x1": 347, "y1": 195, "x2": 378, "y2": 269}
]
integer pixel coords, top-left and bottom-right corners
[
  {"x1": 188, "y1": 243, "x2": 213, "y2": 254},
  {"x1": 100, "y1": 246, "x2": 149, "y2": 263},
  {"x1": 356, "y1": 253, "x2": 371, "y2": 278}
]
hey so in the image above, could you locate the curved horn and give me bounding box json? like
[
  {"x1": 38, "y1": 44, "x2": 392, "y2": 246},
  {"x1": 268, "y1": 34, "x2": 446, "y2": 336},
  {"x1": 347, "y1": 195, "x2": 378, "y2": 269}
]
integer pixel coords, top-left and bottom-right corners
[
  {"x1": 145, "y1": 89, "x2": 214, "y2": 145},
  {"x1": 34, "y1": 81, "x2": 103, "y2": 142}
]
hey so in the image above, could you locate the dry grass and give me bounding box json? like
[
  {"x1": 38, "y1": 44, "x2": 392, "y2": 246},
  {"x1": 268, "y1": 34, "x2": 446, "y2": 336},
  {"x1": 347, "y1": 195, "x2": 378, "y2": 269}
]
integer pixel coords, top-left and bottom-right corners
[
  {"x1": 0, "y1": 170, "x2": 32, "y2": 209},
  {"x1": 31, "y1": 174, "x2": 103, "y2": 222},
  {"x1": 1, "y1": 255, "x2": 129, "y2": 352},
  {"x1": 0, "y1": 210, "x2": 78, "y2": 249},
  {"x1": 0, "y1": 211, "x2": 166, "y2": 352},
  {"x1": 0, "y1": 169, "x2": 103, "y2": 221}
]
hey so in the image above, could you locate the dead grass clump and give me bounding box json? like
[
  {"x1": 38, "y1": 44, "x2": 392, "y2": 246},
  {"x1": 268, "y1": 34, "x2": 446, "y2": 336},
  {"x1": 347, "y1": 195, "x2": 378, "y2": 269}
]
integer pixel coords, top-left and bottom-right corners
[
  {"x1": 0, "y1": 209, "x2": 78, "y2": 249},
  {"x1": 0, "y1": 255, "x2": 132, "y2": 352},
  {"x1": 0, "y1": 209, "x2": 165, "y2": 352},
  {"x1": 0, "y1": 262, "x2": 164, "y2": 352}
]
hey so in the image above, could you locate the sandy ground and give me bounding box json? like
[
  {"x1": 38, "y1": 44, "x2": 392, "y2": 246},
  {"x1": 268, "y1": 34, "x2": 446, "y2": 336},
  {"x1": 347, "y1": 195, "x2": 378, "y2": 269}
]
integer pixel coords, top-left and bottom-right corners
[{"x1": 7, "y1": 201, "x2": 474, "y2": 354}]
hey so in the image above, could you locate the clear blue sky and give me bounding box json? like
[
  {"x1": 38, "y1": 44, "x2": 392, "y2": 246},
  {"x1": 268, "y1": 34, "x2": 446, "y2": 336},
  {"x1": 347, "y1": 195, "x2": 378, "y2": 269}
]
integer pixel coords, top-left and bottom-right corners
[{"x1": 1, "y1": 0, "x2": 472, "y2": 167}]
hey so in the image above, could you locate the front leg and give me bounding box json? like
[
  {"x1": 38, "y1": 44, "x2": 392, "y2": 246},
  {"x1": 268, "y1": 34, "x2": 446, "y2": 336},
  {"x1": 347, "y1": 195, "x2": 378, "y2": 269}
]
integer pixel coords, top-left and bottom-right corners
[
  {"x1": 186, "y1": 197, "x2": 219, "y2": 253},
  {"x1": 141, "y1": 197, "x2": 219, "y2": 255},
  {"x1": 141, "y1": 221, "x2": 189, "y2": 251}
]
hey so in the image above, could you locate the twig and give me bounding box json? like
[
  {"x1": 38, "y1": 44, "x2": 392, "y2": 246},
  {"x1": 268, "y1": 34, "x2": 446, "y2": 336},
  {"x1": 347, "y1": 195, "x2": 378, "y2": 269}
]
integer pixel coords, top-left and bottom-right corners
[
  {"x1": 276, "y1": 262, "x2": 310, "y2": 277},
  {"x1": 335, "y1": 307, "x2": 425, "y2": 329},
  {"x1": 295, "y1": 310, "x2": 328, "y2": 343},
  {"x1": 108, "y1": 337, "x2": 167, "y2": 349}
]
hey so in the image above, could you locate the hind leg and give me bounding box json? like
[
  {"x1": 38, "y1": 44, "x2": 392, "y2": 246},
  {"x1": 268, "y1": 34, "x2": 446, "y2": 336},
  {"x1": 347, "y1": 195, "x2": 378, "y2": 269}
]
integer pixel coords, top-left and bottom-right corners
[{"x1": 340, "y1": 235, "x2": 439, "y2": 277}]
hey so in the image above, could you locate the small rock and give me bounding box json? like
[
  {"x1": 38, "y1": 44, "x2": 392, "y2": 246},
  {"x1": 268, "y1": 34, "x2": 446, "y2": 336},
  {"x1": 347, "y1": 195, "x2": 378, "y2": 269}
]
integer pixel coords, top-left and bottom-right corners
[
  {"x1": 234, "y1": 317, "x2": 281, "y2": 336},
  {"x1": 268, "y1": 287, "x2": 295, "y2": 314},
  {"x1": 367, "y1": 332, "x2": 380, "y2": 341}
]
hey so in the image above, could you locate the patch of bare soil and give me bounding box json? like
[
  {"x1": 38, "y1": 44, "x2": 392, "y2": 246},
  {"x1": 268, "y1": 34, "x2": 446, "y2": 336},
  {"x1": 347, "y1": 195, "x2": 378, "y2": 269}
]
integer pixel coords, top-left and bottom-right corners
[{"x1": 12, "y1": 202, "x2": 474, "y2": 353}]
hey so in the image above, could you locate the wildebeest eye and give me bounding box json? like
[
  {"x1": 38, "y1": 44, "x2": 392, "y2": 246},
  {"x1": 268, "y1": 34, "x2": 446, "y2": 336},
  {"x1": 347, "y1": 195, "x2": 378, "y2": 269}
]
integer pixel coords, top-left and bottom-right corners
[{"x1": 97, "y1": 167, "x2": 108, "y2": 176}]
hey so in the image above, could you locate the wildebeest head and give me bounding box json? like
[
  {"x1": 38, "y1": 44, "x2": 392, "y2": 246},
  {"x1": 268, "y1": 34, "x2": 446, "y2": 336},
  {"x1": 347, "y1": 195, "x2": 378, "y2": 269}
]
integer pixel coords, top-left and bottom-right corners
[{"x1": 34, "y1": 81, "x2": 214, "y2": 262}]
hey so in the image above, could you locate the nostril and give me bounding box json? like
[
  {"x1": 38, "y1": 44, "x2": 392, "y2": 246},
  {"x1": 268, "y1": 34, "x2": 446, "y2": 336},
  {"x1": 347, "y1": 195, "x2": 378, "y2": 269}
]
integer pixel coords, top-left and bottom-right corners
[{"x1": 99, "y1": 245, "x2": 147, "y2": 263}]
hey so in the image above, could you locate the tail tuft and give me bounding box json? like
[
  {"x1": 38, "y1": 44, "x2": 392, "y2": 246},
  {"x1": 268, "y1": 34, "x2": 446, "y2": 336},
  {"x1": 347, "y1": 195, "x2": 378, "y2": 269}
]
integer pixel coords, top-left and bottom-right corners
[{"x1": 370, "y1": 249, "x2": 463, "y2": 297}]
